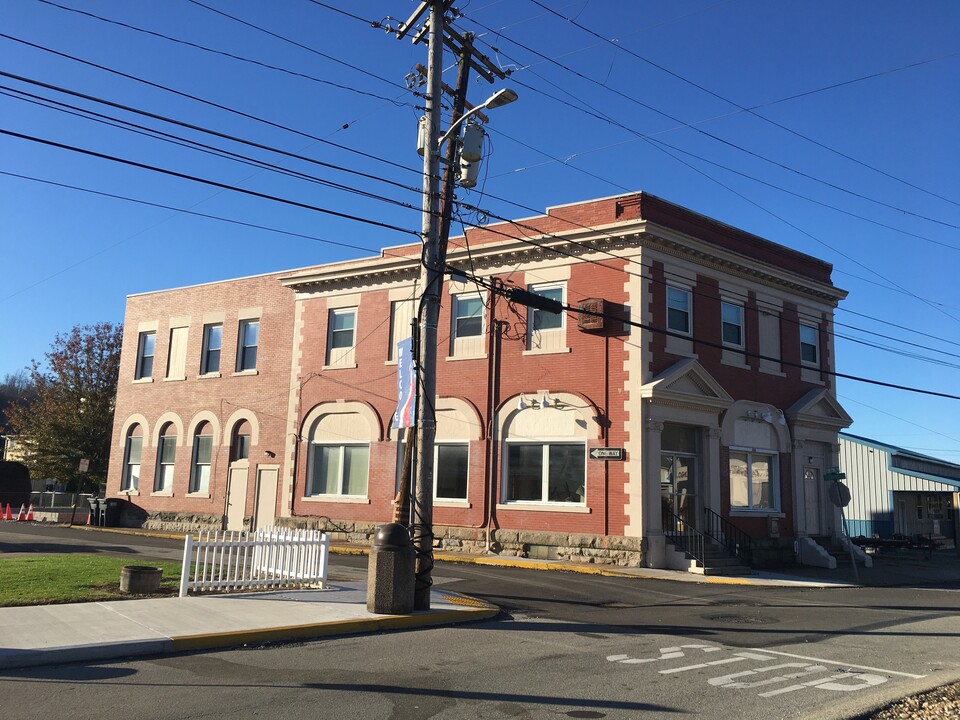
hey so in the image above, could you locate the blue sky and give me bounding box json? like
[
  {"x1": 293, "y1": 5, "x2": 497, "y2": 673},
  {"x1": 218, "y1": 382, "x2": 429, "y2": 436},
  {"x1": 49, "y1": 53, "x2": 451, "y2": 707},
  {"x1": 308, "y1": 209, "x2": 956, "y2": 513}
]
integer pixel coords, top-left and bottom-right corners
[{"x1": 2, "y1": 1, "x2": 958, "y2": 461}]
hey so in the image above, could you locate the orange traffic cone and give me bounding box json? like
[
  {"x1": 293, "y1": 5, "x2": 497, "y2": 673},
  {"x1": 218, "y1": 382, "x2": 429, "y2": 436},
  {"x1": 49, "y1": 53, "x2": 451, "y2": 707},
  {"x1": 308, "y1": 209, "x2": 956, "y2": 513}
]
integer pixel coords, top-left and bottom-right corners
[
  {"x1": 25, "y1": 504, "x2": 34, "y2": 521},
  {"x1": 3, "y1": 504, "x2": 11, "y2": 520},
  {"x1": 15, "y1": 504, "x2": 26, "y2": 521},
  {"x1": 86, "y1": 511, "x2": 92, "y2": 525}
]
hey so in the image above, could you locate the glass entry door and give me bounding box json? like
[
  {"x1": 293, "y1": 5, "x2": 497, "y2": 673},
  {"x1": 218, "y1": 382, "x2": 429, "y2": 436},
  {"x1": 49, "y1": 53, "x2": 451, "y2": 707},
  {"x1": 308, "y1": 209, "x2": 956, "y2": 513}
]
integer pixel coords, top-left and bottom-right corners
[{"x1": 661, "y1": 454, "x2": 697, "y2": 528}]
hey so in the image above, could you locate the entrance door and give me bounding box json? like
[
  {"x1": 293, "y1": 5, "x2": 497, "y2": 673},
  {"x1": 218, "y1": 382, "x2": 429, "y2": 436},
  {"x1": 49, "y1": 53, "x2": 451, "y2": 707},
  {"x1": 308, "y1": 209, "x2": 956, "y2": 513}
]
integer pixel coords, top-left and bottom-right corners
[
  {"x1": 254, "y1": 467, "x2": 279, "y2": 530},
  {"x1": 803, "y1": 467, "x2": 821, "y2": 535},
  {"x1": 661, "y1": 454, "x2": 697, "y2": 529},
  {"x1": 225, "y1": 465, "x2": 248, "y2": 531}
]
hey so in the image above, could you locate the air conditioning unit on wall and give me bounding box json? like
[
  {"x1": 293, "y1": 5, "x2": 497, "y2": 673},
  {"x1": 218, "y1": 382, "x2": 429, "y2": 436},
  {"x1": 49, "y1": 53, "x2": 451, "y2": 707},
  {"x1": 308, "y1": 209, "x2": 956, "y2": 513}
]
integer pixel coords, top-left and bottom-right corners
[{"x1": 577, "y1": 298, "x2": 606, "y2": 332}]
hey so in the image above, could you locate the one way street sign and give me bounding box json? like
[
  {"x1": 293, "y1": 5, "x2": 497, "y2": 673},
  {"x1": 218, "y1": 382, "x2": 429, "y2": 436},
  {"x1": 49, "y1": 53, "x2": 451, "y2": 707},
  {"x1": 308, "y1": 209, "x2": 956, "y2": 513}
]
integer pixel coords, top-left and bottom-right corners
[{"x1": 589, "y1": 448, "x2": 625, "y2": 461}]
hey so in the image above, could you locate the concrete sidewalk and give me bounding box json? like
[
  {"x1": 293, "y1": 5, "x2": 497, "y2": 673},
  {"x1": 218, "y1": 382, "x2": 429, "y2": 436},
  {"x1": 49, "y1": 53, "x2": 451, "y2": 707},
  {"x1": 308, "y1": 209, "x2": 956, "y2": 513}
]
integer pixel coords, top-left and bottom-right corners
[{"x1": 0, "y1": 582, "x2": 497, "y2": 671}]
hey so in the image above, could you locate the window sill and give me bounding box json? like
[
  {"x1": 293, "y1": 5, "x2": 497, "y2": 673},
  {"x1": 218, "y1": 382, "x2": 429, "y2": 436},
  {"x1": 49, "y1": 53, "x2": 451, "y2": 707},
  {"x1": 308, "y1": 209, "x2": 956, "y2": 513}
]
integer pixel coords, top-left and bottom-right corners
[
  {"x1": 497, "y1": 502, "x2": 591, "y2": 514},
  {"x1": 522, "y1": 347, "x2": 571, "y2": 356},
  {"x1": 198, "y1": 372, "x2": 222, "y2": 379},
  {"x1": 233, "y1": 369, "x2": 259, "y2": 377},
  {"x1": 163, "y1": 377, "x2": 186, "y2": 383},
  {"x1": 730, "y1": 510, "x2": 785, "y2": 519},
  {"x1": 759, "y1": 367, "x2": 787, "y2": 377},
  {"x1": 119, "y1": 489, "x2": 140, "y2": 496},
  {"x1": 186, "y1": 492, "x2": 211, "y2": 499},
  {"x1": 302, "y1": 495, "x2": 370, "y2": 504},
  {"x1": 132, "y1": 377, "x2": 153, "y2": 384},
  {"x1": 445, "y1": 354, "x2": 486, "y2": 362},
  {"x1": 321, "y1": 363, "x2": 358, "y2": 371},
  {"x1": 664, "y1": 349, "x2": 698, "y2": 360},
  {"x1": 151, "y1": 491, "x2": 174, "y2": 497},
  {"x1": 435, "y1": 500, "x2": 471, "y2": 508}
]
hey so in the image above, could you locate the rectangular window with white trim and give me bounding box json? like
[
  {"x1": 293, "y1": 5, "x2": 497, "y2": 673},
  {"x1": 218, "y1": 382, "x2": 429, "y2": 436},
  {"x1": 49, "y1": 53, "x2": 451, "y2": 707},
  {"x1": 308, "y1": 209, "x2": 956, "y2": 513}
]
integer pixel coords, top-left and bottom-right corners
[
  {"x1": 135, "y1": 331, "x2": 155, "y2": 380},
  {"x1": 307, "y1": 444, "x2": 369, "y2": 497},
  {"x1": 505, "y1": 442, "x2": 585, "y2": 504},
  {"x1": 526, "y1": 283, "x2": 565, "y2": 352},
  {"x1": 721, "y1": 301, "x2": 744, "y2": 348},
  {"x1": 451, "y1": 293, "x2": 485, "y2": 358},
  {"x1": 800, "y1": 323, "x2": 819, "y2": 365},
  {"x1": 729, "y1": 450, "x2": 777, "y2": 511},
  {"x1": 326, "y1": 308, "x2": 357, "y2": 367},
  {"x1": 666, "y1": 286, "x2": 692, "y2": 335}
]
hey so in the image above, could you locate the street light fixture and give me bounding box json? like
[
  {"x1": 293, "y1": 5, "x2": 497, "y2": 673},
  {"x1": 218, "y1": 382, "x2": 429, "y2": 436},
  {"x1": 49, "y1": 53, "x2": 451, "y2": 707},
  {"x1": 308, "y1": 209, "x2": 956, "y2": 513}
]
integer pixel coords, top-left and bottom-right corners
[{"x1": 436, "y1": 88, "x2": 518, "y2": 148}]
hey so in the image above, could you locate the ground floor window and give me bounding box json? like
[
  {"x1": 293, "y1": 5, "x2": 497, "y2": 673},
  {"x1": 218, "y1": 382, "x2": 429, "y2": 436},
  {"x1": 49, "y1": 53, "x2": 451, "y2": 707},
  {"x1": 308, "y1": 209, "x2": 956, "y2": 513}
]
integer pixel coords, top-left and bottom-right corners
[
  {"x1": 190, "y1": 426, "x2": 213, "y2": 494},
  {"x1": 122, "y1": 428, "x2": 142, "y2": 491},
  {"x1": 505, "y1": 442, "x2": 584, "y2": 504},
  {"x1": 307, "y1": 444, "x2": 369, "y2": 497},
  {"x1": 729, "y1": 450, "x2": 777, "y2": 510},
  {"x1": 396, "y1": 436, "x2": 468, "y2": 501}
]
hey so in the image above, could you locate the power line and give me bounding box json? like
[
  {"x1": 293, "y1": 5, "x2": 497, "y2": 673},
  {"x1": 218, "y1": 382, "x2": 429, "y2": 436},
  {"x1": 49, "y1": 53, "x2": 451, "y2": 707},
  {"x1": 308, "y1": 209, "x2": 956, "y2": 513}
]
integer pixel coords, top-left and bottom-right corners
[
  {"x1": 0, "y1": 127, "x2": 422, "y2": 237},
  {"x1": 36, "y1": 0, "x2": 409, "y2": 105},
  {"x1": 526, "y1": 0, "x2": 960, "y2": 210},
  {"x1": 0, "y1": 33, "x2": 423, "y2": 179},
  {"x1": 456, "y1": 267, "x2": 960, "y2": 402},
  {"x1": 467, "y1": 22, "x2": 960, "y2": 231}
]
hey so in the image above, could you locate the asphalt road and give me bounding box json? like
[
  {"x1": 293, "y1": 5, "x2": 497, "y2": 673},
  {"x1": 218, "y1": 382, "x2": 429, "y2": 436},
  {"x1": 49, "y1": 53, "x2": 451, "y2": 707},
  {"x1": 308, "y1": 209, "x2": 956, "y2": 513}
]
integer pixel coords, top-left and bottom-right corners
[{"x1": 1, "y1": 523, "x2": 958, "y2": 719}]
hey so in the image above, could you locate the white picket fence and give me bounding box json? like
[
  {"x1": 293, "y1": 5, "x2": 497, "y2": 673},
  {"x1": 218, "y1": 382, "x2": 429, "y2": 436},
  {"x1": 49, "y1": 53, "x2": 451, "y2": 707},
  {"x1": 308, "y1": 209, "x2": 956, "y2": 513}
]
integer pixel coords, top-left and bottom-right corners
[{"x1": 179, "y1": 527, "x2": 329, "y2": 597}]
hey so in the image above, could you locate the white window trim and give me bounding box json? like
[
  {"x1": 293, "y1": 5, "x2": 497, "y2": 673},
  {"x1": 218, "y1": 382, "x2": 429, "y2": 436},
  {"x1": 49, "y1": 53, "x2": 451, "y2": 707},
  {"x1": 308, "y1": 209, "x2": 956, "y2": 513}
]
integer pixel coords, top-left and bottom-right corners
[
  {"x1": 395, "y1": 437, "x2": 470, "y2": 502},
  {"x1": 189, "y1": 433, "x2": 213, "y2": 494},
  {"x1": 236, "y1": 319, "x2": 260, "y2": 373},
  {"x1": 451, "y1": 294, "x2": 485, "y2": 341},
  {"x1": 326, "y1": 308, "x2": 358, "y2": 368},
  {"x1": 135, "y1": 331, "x2": 156, "y2": 380},
  {"x1": 501, "y1": 438, "x2": 586, "y2": 506},
  {"x1": 305, "y1": 442, "x2": 369, "y2": 498},
  {"x1": 666, "y1": 285, "x2": 693, "y2": 336},
  {"x1": 721, "y1": 300, "x2": 745, "y2": 349},
  {"x1": 154, "y1": 434, "x2": 176, "y2": 493},
  {"x1": 799, "y1": 323, "x2": 820, "y2": 366},
  {"x1": 201, "y1": 322, "x2": 223, "y2": 376},
  {"x1": 728, "y1": 447, "x2": 780, "y2": 513},
  {"x1": 526, "y1": 282, "x2": 567, "y2": 354},
  {"x1": 121, "y1": 434, "x2": 142, "y2": 492}
]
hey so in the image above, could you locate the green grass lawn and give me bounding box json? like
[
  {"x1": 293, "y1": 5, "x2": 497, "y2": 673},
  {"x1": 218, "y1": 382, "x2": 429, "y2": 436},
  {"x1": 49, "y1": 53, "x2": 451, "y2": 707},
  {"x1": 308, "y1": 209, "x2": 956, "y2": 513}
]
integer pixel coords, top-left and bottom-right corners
[{"x1": 0, "y1": 555, "x2": 185, "y2": 607}]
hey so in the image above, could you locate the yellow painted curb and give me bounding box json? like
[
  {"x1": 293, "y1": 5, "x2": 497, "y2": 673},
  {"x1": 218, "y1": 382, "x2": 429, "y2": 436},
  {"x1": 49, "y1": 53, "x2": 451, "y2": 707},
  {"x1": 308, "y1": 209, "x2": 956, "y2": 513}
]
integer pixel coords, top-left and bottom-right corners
[{"x1": 170, "y1": 607, "x2": 498, "y2": 652}]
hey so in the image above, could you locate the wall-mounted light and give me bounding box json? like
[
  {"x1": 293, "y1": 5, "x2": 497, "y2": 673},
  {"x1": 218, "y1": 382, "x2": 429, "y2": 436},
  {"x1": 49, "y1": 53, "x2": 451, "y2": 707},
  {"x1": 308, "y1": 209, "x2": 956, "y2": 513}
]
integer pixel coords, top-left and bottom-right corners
[
  {"x1": 540, "y1": 392, "x2": 554, "y2": 409},
  {"x1": 265, "y1": 450, "x2": 276, "y2": 458},
  {"x1": 517, "y1": 394, "x2": 528, "y2": 411}
]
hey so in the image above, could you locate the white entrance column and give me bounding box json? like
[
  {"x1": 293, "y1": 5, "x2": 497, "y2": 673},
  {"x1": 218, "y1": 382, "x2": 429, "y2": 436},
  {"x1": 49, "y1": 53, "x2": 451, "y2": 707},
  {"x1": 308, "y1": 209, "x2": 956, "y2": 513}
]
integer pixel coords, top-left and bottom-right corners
[{"x1": 643, "y1": 418, "x2": 666, "y2": 568}]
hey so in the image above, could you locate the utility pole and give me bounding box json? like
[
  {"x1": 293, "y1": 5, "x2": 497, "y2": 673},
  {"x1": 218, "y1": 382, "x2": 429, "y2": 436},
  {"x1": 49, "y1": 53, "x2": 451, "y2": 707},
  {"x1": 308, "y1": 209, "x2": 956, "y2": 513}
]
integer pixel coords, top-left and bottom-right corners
[
  {"x1": 410, "y1": 0, "x2": 445, "y2": 611},
  {"x1": 397, "y1": 0, "x2": 513, "y2": 611}
]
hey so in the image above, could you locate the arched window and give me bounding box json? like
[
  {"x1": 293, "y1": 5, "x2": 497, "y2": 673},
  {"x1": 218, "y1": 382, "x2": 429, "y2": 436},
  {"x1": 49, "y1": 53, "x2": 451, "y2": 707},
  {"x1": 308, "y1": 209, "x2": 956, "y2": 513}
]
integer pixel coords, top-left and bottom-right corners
[
  {"x1": 121, "y1": 425, "x2": 143, "y2": 491},
  {"x1": 306, "y1": 411, "x2": 370, "y2": 498},
  {"x1": 502, "y1": 395, "x2": 588, "y2": 505},
  {"x1": 190, "y1": 421, "x2": 213, "y2": 494},
  {"x1": 231, "y1": 420, "x2": 251, "y2": 462},
  {"x1": 155, "y1": 423, "x2": 177, "y2": 493}
]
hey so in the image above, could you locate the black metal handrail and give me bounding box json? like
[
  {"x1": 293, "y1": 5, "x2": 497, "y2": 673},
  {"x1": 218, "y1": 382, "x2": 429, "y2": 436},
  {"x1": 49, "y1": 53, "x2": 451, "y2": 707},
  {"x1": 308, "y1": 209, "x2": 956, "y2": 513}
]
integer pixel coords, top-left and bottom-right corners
[
  {"x1": 662, "y1": 506, "x2": 707, "y2": 566},
  {"x1": 703, "y1": 508, "x2": 753, "y2": 566}
]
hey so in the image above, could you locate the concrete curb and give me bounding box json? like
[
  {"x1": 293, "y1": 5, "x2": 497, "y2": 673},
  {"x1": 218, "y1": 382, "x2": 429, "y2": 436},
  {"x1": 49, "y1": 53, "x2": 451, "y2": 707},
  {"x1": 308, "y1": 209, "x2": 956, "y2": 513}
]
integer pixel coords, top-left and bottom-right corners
[{"x1": 62, "y1": 525, "x2": 844, "y2": 587}]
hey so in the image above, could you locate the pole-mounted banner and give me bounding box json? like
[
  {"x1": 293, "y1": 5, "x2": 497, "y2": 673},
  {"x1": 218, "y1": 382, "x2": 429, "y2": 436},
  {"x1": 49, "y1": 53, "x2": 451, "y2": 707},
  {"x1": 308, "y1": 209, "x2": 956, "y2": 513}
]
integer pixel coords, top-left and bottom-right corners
[{"x1": 393, "y1": 337, "x2": 417, "y2": 429}]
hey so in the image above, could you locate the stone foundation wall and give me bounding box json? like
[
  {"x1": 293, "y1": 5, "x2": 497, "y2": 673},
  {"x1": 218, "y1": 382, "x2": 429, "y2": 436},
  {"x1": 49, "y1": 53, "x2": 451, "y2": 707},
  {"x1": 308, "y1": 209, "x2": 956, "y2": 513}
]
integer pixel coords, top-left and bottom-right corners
[
  {"x1": 751, "y1": 536, "x2": 798, "y2": 568},
  {"x1": 128, "y1": 511, "x2": 645, "y2": 566},
  {"x1": 274, "y1": 517, "x2": 645, "y2": 567}
]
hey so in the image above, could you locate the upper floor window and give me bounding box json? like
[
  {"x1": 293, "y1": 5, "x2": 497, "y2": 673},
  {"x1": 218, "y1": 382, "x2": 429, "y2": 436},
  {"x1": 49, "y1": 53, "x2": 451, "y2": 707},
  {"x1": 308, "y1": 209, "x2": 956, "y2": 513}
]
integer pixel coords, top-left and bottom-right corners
[
  {"x1": 166, "y1": 326, "x2": 188, "y2": 380},
  {"x1": 121, "y1": 425, "x2": 143, "y2": 491},
  {"x1": 326, "y1": 308, "x2": 357, "y2": 367},
  {"x1": 135, "y1": 332, "x2": 156, "y2": 379},
  {"x1": 666, "y1": 286, "x2": 691, "y2": 335},
  {"x1": 451, "y1": 293, "x2": 485, "y2": 358},
  {"x1": 388, "y1": 300, "x2": 415, "y2": 361},
  {"x1": 237, "y1": 319, "x2": 259, "y2": 372},
  {"x1": 799, "y1": 323, "x2": 819, "y2": 365},
  {"x1": 201, "y1": 323, "x2": 222, "y2": 375},
  {"x1": 721, "y1": 301, "x2": 744, "y2": 348},
  {"x1": 527, "y1": 283, "x2": 565, "y2": 352}
]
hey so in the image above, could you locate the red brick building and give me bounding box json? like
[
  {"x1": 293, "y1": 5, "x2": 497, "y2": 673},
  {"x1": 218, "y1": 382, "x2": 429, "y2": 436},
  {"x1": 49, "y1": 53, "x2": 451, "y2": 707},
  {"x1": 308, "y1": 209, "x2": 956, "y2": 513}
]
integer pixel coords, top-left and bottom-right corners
[{"x1": 106, "y1": 192, "x2": 852, "y2": 569}]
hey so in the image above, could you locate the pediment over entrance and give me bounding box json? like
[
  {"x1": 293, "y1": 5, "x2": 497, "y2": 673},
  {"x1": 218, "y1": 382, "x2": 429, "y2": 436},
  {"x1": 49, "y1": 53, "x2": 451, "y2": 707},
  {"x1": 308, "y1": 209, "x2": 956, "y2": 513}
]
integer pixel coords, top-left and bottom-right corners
[
  {"x1": 639, "y1": 358, "x2": 733, "y2": 411},
  {"x1": 786, "y1": 388, "x2": 853, "y2": 431}
]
